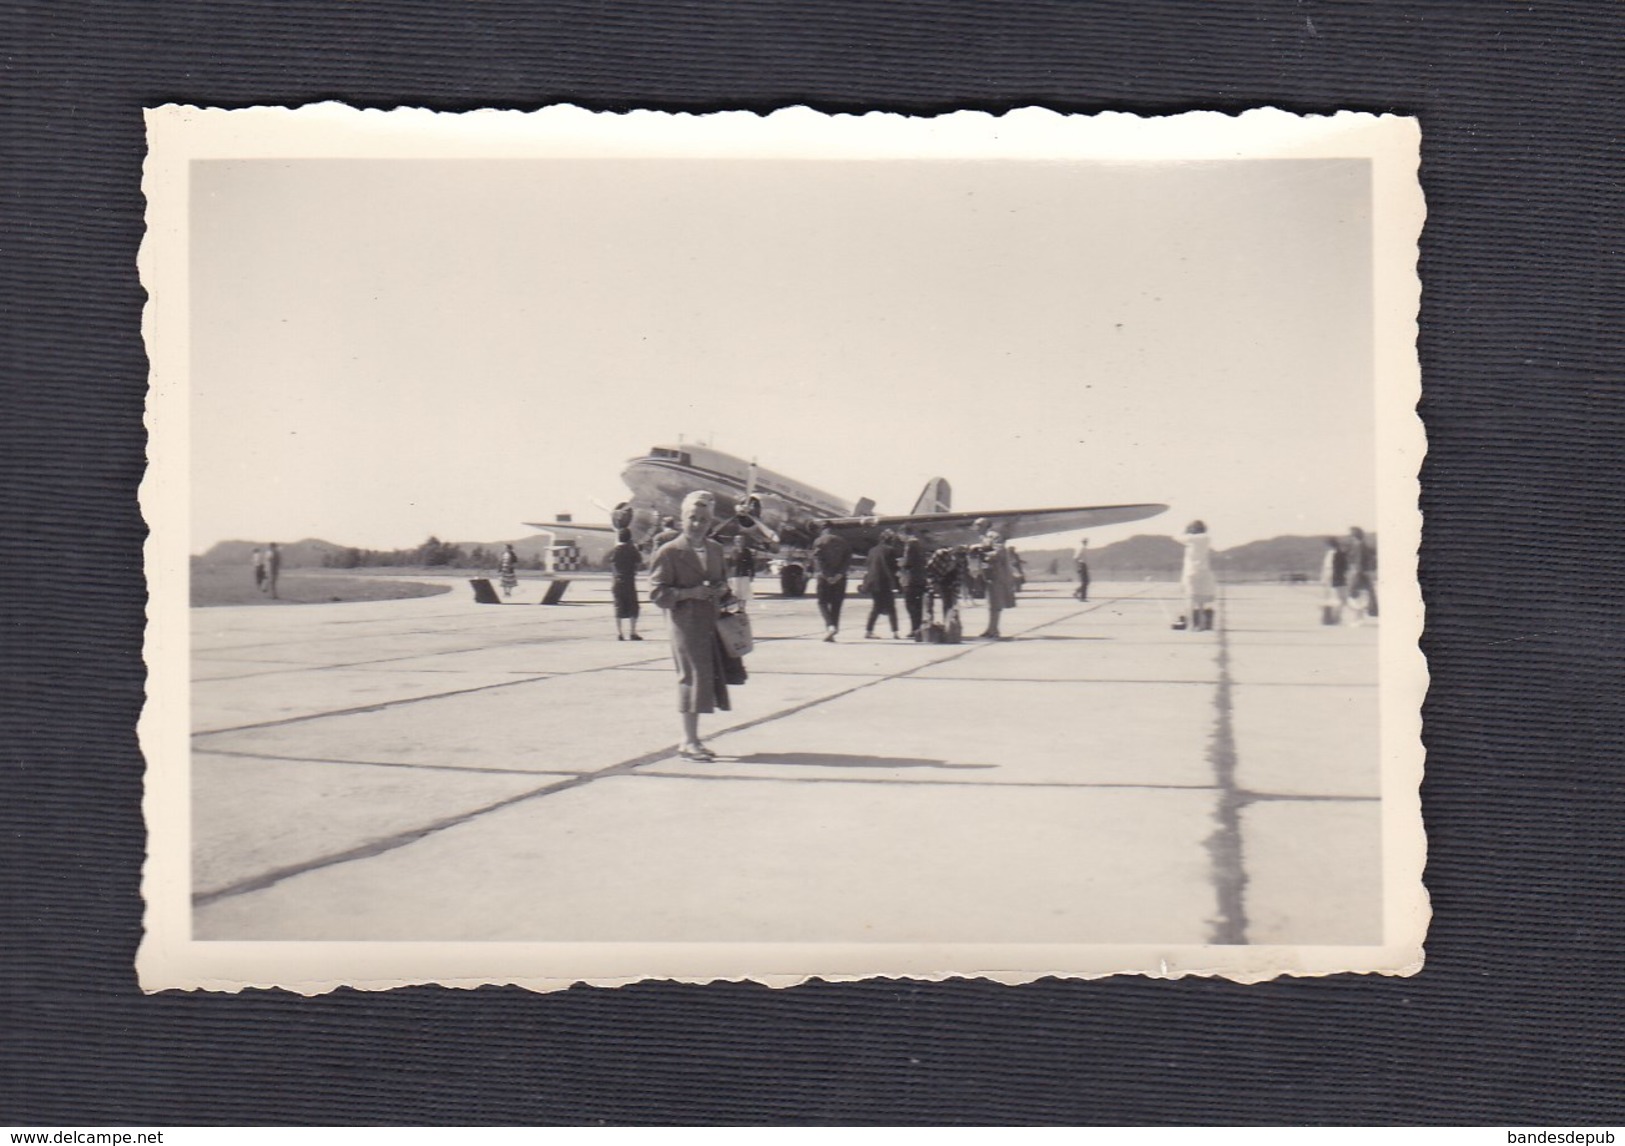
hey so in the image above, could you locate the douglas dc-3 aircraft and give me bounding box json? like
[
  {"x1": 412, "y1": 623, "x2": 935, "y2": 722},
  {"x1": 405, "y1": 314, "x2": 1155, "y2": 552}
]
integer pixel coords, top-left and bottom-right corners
[{"x1": 527, "y1": 443, "x2": 1167, "y2": 596}]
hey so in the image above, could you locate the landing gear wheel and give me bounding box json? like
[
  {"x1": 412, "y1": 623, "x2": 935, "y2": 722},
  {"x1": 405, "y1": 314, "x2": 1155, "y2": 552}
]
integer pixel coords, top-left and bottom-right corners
[{"x1": 780, "y1": 565, "x2": 807, "y2": 597}]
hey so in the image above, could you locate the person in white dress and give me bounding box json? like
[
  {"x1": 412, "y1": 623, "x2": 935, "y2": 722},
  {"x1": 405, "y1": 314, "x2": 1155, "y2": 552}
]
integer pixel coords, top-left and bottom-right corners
[{"x1": 1174, "y1": 520, "x2": 1217, "y2": 632}]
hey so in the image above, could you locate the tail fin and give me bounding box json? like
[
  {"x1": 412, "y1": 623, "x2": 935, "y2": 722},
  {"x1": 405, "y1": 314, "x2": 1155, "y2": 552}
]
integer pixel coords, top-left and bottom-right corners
[{"x1": 911, "y1": 477, "x2": 952, "y2": 515}]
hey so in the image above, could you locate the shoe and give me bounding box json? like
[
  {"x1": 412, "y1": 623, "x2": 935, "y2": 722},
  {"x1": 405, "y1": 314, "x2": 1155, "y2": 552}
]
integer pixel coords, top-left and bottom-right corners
[
  {"x1": 630, "y1": 633, "x2": 644, "y2": 641},
  {"x1": 824, "y1": 628, "x2": 836, "y2": 642},
  {"x1": 617, "y1": 634, "x2": 625, "y2": 641},
  {"x1": 865, "y1": 631, "x2": 877, "y2": 639},
  {"x1": 677, "y1": 745, "x2": 716, "y2": 762}
]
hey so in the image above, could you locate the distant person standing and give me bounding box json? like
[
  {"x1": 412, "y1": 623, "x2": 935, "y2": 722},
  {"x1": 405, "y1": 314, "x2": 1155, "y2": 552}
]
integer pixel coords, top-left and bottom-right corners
[
  {"x1": 609, "y1": 528, "x2": 644, "y2": 641},
  {"x1": 263, "y1": 542, "x2": 281, "y2": 600},
  {"x1": 251, "y1": 547, "x2": 266, "y2": 592},
  {"x1": 1319, "y1": 536, "x2": 1349, "y2": 625},
  {"x1": 978, "y1": 529, "x2": 1018, "y2": 640},
  {"x1": 498, "y1": 544, "x2": 519, "y2": 598},
  {"x1": 898, "y1": 525, "x2": 928, "y2": 640},
  {"x1": 1073, "y1": 537, "x2": 1091, "y2": 601},
  {"x1": 1346, "y1": 525, "x2": 1379, "y2": 623},
  {"x1": 1174, "y1": 521, "x2": 1215, "y2": 632},
  {"x1": 712, "y1": 497, "x2": 777, "y2": 611},
  {"x1": 726, "y1": 534, "x2": 758, "y2": 612},
  {"x1": 861, "y1": 529, "x2": 902, "y2": 639},
  {"x1": 810, "y1": 521, "x2": 854, "y2": 642}
]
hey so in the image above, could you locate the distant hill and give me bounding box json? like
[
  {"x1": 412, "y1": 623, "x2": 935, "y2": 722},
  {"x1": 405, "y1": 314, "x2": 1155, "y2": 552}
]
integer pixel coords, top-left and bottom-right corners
[
  {"x1": 197, "y1": 538, "x2": 344, "y2": 568},
  {"x1": 199, "y1": 531, "x2": 1359, "y2": 579},
  {"x1": 1215, "y1": 535, "x2": 1342, "y2": 578},
  {"x1": 196, "y1": 532, "x2": 613, "y2": 569},
  {"x1": 1016, "y1": 534, "x2": 1184, "y2": 579},
  {"x1": 1016, "y1": 533, "x2": 1360, "y2": 581}
]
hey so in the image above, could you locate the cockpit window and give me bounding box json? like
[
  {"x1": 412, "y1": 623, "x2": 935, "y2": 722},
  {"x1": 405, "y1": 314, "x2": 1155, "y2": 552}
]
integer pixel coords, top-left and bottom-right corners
[{"x1": 651, "y1": 447, "x2": 680, "y2": 459}]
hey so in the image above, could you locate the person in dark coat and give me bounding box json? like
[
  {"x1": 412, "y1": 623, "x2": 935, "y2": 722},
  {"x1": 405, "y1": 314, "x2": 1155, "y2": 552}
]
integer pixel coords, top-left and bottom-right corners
[
  {"x1": 978, "y1": 529, "x2": 1018, "y2": 639},
  {"x1": 649, "y1": 491, "x2": 734, "y2": 761},
  {"x1": 861, "y1": 528, "x2": 902, "y2": 639},
  {"x1": 609, "y1": 528, "x2": 644, "y2": 640},
  {"x1": 1346, "y1": 525, "x2": 1379, "y2": 623},
  {"x1": 898, "y1": 525, "x2": 928, "y2": 639},
  {"x1": 810, "y1": 521, "x2": 854, "y2": 642}
]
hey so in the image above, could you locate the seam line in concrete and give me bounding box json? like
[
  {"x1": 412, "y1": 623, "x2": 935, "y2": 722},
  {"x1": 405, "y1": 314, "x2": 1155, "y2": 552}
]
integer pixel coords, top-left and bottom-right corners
[
  {"x1": 193, "y1": 593, "x2": 1143, "y2": 909},
  {"x1": 191, "y1": 739, "x2": 688, "y2": 907},
  {"x1": 198, "y1": 746, "x2": 1379, "y2": 800},
  {"x1": 1202, "y1": 594, "x2": 1250, "y2": 946},
  {"x1": 191, "y1": 655, "x2": 673, "y2": 737},
  {"x1": 196, "y1": 747, "x2": 585, "y2": 779}
]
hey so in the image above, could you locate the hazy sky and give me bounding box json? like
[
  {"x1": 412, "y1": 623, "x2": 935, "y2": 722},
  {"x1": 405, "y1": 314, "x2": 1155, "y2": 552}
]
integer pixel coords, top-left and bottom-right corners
[{"x1": 190, "y1": 156, "x2": 1374, "y2": 552}]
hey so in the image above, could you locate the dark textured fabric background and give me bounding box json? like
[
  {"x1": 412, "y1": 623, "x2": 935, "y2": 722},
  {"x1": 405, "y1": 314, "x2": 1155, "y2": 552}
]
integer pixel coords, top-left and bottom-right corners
[{"x1": 3, "y1": 0, "x2": 1622, "y2": 1126}]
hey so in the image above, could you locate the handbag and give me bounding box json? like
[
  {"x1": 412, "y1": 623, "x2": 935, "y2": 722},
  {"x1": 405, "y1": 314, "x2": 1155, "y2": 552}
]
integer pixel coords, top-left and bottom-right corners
[{"x1": 716, "y1": 609, "x2": 754, "y2": 657}]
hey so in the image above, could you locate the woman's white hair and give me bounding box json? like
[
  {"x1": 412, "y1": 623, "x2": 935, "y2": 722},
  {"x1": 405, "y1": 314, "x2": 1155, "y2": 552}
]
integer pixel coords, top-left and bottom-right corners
[{"x1": 680, "y1": 490, "x2": 716, "y2": 518}]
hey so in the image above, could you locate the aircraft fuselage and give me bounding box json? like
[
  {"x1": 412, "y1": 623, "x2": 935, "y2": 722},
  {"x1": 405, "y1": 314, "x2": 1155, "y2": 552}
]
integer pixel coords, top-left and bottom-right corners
[{"x1": 621, "y1": 444, "x2": 849, "y2": 542}]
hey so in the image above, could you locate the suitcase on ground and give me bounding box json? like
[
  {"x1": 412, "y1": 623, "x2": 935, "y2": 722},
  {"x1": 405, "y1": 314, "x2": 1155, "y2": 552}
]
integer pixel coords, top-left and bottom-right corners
[{"x1": 919, "y1": 594, "x2": 961, "y2": 644}]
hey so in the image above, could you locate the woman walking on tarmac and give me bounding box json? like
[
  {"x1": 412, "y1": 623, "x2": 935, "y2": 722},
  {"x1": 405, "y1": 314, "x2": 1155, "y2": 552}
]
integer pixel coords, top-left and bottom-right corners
[
  {"x1": 649, "y1": 491, "x2": 740, "y2": 762},
  {"x1": 1175, "y1": 520, "x2": 1217, "y2": 632}
]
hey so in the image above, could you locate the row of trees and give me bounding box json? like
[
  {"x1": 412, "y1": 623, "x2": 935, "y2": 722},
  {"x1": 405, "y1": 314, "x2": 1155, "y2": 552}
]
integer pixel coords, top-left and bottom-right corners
[{"x1": 321, "y1": 536, "x2": 561, "y2": 571}]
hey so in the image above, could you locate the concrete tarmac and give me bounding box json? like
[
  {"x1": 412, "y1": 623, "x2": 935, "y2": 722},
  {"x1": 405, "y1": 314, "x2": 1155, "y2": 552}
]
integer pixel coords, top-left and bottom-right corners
[{"x1": 190, "y1": 577, "x2": 1382, "y2": 945}]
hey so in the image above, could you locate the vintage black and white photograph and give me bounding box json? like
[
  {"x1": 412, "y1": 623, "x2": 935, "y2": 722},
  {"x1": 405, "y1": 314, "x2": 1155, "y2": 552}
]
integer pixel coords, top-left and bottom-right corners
[{"x1": 138, "y1": 106, "x2": 1427, "y2": 990}]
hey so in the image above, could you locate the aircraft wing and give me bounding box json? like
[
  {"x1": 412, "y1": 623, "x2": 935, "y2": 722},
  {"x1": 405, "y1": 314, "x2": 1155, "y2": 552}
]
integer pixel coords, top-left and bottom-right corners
[
  {"x1": 521, "y1": 521, "x2": 618, "y2": 542},
  {"x1": 818, "y1": 503, "x2": 1169, "y2": 552}
]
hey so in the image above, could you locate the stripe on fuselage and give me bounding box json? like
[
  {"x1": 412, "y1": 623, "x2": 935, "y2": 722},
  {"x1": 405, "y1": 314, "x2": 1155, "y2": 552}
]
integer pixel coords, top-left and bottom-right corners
[{"x1": 622, "y1": 457, "x2": 850, "y2": 521}]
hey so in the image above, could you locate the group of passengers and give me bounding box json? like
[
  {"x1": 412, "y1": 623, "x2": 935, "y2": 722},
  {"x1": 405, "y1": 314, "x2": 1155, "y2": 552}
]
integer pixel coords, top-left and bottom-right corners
[
  {"x1": 624, "y1": 493, "x2": 1031, "y2": 760},
  {"x1": 808, "y1": 517, "x2": 1020, "y2": 644}
]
